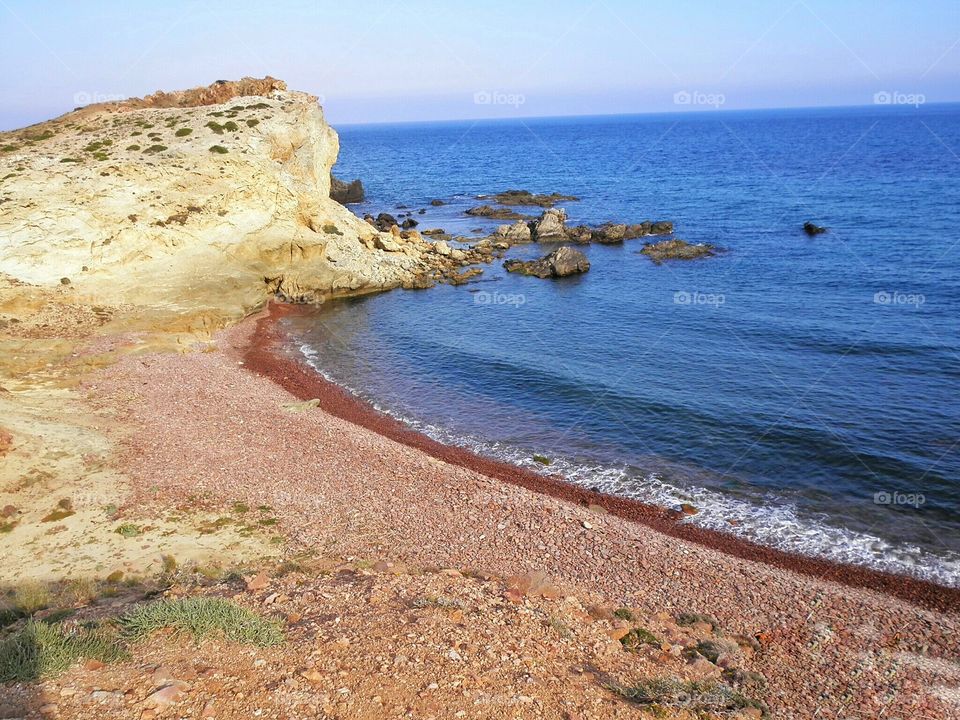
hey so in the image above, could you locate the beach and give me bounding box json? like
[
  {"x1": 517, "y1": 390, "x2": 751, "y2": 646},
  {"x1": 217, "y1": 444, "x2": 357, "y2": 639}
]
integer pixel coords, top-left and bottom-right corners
[{"x1": 62, "y1": 302, "x2": 956, "y2": 717}]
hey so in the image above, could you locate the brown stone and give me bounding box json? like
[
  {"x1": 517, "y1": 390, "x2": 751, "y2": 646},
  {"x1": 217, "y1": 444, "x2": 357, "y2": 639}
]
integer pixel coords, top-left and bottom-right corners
[{"x1": 245, "y1": 571, "x2": 270, "y2": 591}]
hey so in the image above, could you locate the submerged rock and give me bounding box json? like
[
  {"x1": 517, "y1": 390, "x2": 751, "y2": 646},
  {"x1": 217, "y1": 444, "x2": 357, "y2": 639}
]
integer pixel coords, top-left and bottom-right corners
[
  {"x1": 329, "y1": 174, "x2": 364, "y2": 204},
  {"x1": 465, "y1": 204, "x2": 525, "y2": 220},
  {"x1": 483, "y1": 189, "x2": 579, "y2": 207},
  {"x1": 803, "y1": 221, "x2": 827, "y2": 236},
  {"x1": 639, "y1": 239, "x2": 716, "y2": 264},
  {"x1": 504, "y1": 246, "x2": 590, "y2": 278}
]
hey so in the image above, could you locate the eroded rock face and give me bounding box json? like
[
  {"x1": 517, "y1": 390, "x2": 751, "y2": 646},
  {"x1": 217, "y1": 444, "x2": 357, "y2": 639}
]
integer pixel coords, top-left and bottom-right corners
[
  {"x1": 0, "y1": 79, "x2": 428, "y2": 314},
  {"x1": 504, "y1": 246, "x2": 590, "y2": 278}
]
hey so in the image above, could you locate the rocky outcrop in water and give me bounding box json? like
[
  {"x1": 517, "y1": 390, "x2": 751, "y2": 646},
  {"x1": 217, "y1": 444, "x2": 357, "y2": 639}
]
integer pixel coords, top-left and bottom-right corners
[
  {"x1": 504, "y1": 246, "x2": 590, "y2": 278},
  {"x1": 330, "y1": 174, "x2": 365, "y2": 204},
  {"x1": 639, "y1": 239, "x2": 716, "y2": 264},
  {"x1": 803, "y1": 221, "x2": 827, "y2": 236},
  {"x1": 481, "y1": 189, "x2": 579, "y2": 207},
  {"x1": 490, "y1": 210, "x2": 674, "y2": 247},
  {"x1": 465, "y1": 205, "x2": 525, "y2": 220}
]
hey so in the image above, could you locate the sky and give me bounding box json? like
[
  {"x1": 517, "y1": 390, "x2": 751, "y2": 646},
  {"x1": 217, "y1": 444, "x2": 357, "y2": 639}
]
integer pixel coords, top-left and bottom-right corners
[{"x1": 1, "y1": 0, "x2": 958, "y2": 130}]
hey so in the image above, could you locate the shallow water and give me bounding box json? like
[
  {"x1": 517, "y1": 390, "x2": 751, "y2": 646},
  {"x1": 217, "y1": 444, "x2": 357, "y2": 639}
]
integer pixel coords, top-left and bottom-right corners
[{"x1": 287, "y1": 104, "x2": 960, "y2": 586}]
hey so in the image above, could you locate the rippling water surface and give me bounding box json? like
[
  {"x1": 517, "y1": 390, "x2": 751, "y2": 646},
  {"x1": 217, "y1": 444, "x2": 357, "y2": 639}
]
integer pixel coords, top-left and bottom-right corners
[{"x1": 286, "y1": 105, "x2": 960, "y2": 585}]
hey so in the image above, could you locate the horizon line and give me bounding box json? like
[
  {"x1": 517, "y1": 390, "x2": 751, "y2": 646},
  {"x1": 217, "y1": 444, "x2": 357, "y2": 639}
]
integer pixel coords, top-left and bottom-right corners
[{"x1": 330, "y1": 98, "x2": 960, "y2": 128}]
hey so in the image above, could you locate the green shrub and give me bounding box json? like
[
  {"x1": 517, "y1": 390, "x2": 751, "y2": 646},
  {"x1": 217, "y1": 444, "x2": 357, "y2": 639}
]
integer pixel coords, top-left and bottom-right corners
[
  {"x1": 620, "y1": 627, "x2": 661, "y2": 650},
  {"x1": 245, "y1": 118, "x2": 259, "y2": 127},
  {"x1": 209, "y1": 145, "x2": 228, "y2": 154},
  {"x1": 119, "y1": 598, "x2": 283, "y2": 647},
  {"x1": 206, "y1": 121, "x2": 224, "y2": 135},
  {"x1": 0, "y1": 620, "x2": 125, "y2": 682},
  {"x1": 126, "y1": 144, "x2": 140, "y2": 151},
  {"x1": 141, "y1": 144, "x2": 167, "y2": 154},
  {"x1": 174, "y1": 128, "x2": 193, "y2": 137},
  {"x1": 114, "y1": 523, "x2": 141, "y2": 538},
  {"x1": 222, "y1": 121, "x2": 239, "y2": 132}
]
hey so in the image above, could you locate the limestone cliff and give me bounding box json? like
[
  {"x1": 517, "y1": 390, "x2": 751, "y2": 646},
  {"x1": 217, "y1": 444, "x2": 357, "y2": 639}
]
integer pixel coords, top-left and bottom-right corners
[{"x1": 0, "y1": 78, "x2": 433, "y2": 318}]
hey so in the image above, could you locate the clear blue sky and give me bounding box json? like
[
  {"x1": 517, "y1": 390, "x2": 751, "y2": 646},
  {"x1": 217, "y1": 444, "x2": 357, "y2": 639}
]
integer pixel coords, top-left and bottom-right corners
[{"x1": 1, "y1": 0, "x2": 958, "y2": 130}]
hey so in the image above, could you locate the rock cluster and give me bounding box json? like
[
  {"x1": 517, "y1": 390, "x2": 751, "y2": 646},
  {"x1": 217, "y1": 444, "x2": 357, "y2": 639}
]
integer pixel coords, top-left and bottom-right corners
[
  {"x1": 489, "y1": 208, "x2": 674, "y2": 246},
  {"x1": 803, "y1": 221, "x2": 827, "y2": 236}
]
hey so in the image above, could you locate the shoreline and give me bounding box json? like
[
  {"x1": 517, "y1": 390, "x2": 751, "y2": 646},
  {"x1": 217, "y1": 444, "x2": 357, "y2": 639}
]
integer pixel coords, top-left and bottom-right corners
[{"x1": 243, "y1": 300, "x2": 960, "y2": 613}]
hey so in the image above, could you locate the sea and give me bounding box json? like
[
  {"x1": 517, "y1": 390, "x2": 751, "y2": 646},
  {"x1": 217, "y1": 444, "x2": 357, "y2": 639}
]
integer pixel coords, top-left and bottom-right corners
[{"x1": 283, "y1": 103, "x2": 960, "y2": 587}]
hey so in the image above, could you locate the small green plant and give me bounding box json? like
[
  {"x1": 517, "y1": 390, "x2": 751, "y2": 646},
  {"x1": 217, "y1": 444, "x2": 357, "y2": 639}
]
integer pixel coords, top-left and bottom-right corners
[
  {"x1": 114, "y1": 523, "x2": 141, "y2": 538},
  {"x1": 619, "y1": 627, "x2": 661, "y2": 650},
  {"x1": 232, "y1": 502, "x2": 250, "y2": 514},
  {"x1": 532, "y1": 454, "x2": 551, "y2": 465},
  {"x1": 60, "y1": 157, "x2": 79, "y2": 163},
  {"x1": 222, "y1": 121, "x2": 239, "y2": 132},
  {"x1": 245, "y1": 118, "x2": 259, "y2": 127},
  {"x1": 126, "y1": 144, "x2": 140, "y2": 151},
  {"x1": 0, "y1": 144, "x2": 18, "y2": 153},
  {"x1": 0, "y1": 620, "x2": 126, "y2": 682},
  {"x1": 174, "y1": 128, "x2": 193, "y2": 137},
  {"x1": 119, "y1": 598, "x2": 283, "y2": 647},
  {"x1": 209, "y1": 145, "x2": 228, "y2": 154},
  {"x1": 322, "y1": 223, "x2": 342, "y2": 235},
  {"x1": 141, "y1": 144, "x2": 167, "y2": 154},
  {"x1": 206, "y1": 121, "x2": 225, "y2": 134},
  {"x1": 613, "y1": 608, "x2": 634, "y2": 621}
]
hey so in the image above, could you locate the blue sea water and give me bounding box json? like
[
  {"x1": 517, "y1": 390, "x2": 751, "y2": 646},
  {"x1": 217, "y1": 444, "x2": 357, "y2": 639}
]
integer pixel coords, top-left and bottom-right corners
[{"x1": 287, "y1": 104, "x2": 960, "y2": 586}]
